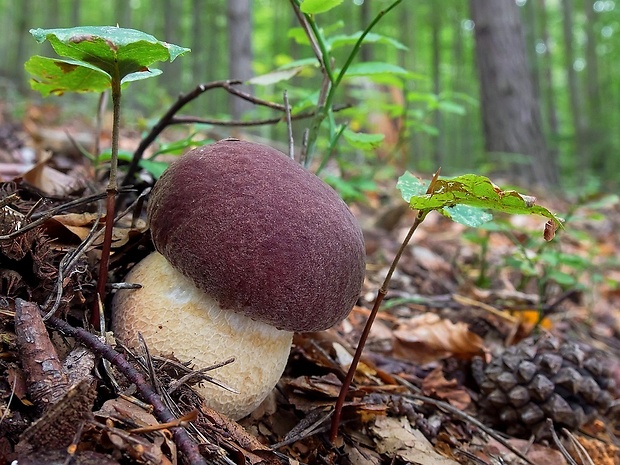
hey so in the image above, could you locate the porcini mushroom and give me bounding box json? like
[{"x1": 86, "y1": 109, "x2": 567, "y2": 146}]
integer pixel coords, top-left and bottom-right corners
[{"x1": 112, "y1": 139, "x2": 365, "y2": 419}]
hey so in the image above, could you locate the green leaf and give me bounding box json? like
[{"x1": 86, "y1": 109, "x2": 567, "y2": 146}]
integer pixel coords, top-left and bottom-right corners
[
  {"x1": 439, "y1": 204, "x2": 493, "y2": 227},
  {"x1": 24, "y1": 56, "x2": 111, "y2": 95},
  {"x1": 546, "y1": 270, "x2": 577, "y2": 286},
  {"x1": 121, "y1": 68, "x2": 162, "y2": 84},
  {"x1": 396, "y1": 171, "x2": 562, "y2": 235},
  {"x1": 344, "y1": 62, "x2": 413, "y2": 78},
  {"x1": 342, "y1": 128, "x2": 384, "y2": 150},
  {"x1": 300, "y1": 0, "x2": 344, "y2": 14},
  {"x1": 139, "y1": 159, "x2": 170, "y2": 179},
  {"x1": 328, "y1": 32, "x2": 408, "y2": 51},
  {"x1": 27, "y1": 26, "x2": 189, "y2": 94},
  {"x1": 396, "y1": 171, "x2": 428, "y2": 199},
  {"x1": 247, "y1": 67, "x2": 304, "y2": 85},
  {"x1": 287, "y1": 27, "x2": 311, "y2": 45},
  {"x1": 437, "y1": 100, "x2": 466, "y2": 115}
]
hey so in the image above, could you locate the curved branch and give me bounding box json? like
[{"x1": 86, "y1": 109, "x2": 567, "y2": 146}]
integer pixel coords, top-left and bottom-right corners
[{"x1": 43, "y1": 312, "x2": 209, "y2": 465}]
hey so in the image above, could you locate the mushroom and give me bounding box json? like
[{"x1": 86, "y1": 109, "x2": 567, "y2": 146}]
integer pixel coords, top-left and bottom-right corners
[{"x1": 112, "y1": 139, "x2": 365, "y2": 420}]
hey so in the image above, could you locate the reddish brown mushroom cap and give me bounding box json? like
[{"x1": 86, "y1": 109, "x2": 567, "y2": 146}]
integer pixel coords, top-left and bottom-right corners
[{"x1": 148, "y1": 139, "x2": 365, "y2": 332}]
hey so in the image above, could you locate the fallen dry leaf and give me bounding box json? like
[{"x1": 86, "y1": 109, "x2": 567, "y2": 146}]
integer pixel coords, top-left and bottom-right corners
[
  {"x1": 21, "y1": 152, "x2": 80, "y2": 196},
  {"x1": 370, "y1": 416, "x2": 459, "y2": 465},
  {"x1": 421, "y1": 367, "x2": 471, "y2": 410},
  {"x1": 392, "y1": 313, "x2": 485, "y2": 364}
]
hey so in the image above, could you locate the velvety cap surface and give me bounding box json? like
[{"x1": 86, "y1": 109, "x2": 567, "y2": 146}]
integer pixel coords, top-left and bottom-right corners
[{"x1": 148, "y1": 139, "x2": 365, "y2": 331}]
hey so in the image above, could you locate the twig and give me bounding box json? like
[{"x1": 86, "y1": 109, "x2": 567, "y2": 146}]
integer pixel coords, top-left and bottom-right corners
[
  {"x1": 330, "y1": 210, "x2": 428, "y2": 441},
  {"x1": 548, "y1": 421, "x2": 579, "y2": 465},
  {"x1": 270, "y1": 409, "x2": 333, "y2": 449},
  {"x1": 15, "y1": 299, "x2": 70, "y2": 410},
  {"x1": 42, "y1": 188, "x2": 150, "y2": 319},
  {"x1": 43, "y1": 313, "x2": 209, "y2": 465},
  {"x1": 43, "y1": 212, "x2": 102, "y2": 319},
  {"x1": 289, "y1": 0, "x2": 326, "y2": 71},
  {"x1": 398, "y1": 389, "x2": 535, "y2": 465},
  {"x1": 0, "y1": 188, "x2": 134, "y2": 241},
  {"x1": 561, "y1": 427, "x2": 594, "y2": 465},
  {"x1": 283, "y1": 90, "x2": 294, "y2": 160},
  {"x1": 167, "y1": 358, "x2": 238, "y2": 395},
  {"x1": 330, "y1": 170, "x2": 440, "y2": 441},
  {"x1": 167, "y1": 103, "x2": 350, "y2": 128}
]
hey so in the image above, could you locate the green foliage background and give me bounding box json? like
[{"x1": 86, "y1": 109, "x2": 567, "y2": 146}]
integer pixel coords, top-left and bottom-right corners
[{"x1": 1, "y1": 0, "x2": 618, "y2": 190}]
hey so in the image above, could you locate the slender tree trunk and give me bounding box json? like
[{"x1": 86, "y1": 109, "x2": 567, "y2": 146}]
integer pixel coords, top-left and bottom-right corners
[
  {"x1": 162, "y1": 0, "x2": 181, "y2": 90},
  {"x1": 431, "y1": 3, "x2": 443, "y2": 167},
  {"x1": 522, "y1": 0, "x2": 541, "y2": 100},
  {"x1": 71, "y1": 0, "x2": 80, "y2": 26},
  {"x1": 191, "y1": 0, "x2": 205, "y2": 82},
  {"x1": 584, "y1": 0, "x2": 605, "y2": 172},
  {"x1": 115, "y1": 0, "x2": 132, "y2": 27},
  {"x1": 561, "y1": 0, "x2": 588, "y2": 182},
  {"x1": 227, "y1": 0, "x2": 254, "y2": 119},
  {"x1": 539, "y1": 0, "x2": 559, "y2": 143},
  {"x1": 469, "y1": 0, "x2": 558, "y2": 187},
  {"x1": 360, "y1": 0, "x2": 373, "y2": 62},
  {"x1": 16, "y1": 0, "x2": 31, "y2": 93}
]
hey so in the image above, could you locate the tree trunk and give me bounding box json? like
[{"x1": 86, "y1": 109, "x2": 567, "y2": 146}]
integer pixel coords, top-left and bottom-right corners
[
  {"x1": 538, "y1": 0, "x2": 559, "y2": 143},
  {"x1": 584, "y1": 0, "x2": 605, "y2": 172},
  {"x1": 561, "y1": 0, "x2": 587, "y2": 182},
  {"x1": 15, "y1": 0, "x2": 31, "y2": 93},
  {"x1": 431, "y1": 3, "x2": 443, "y2": 167},
  {"x1": 191, "y1": 0, "x2": 205, "y2": 82},
  {"x1": 359, "y1": 0, "x2": 373, "y2": 62},
  {"x1": 227, "y1": 0, "x2": 254, "y2": 119},
  {"x1": 469, "y1": 0, "x2": 558, "y2": 187}
]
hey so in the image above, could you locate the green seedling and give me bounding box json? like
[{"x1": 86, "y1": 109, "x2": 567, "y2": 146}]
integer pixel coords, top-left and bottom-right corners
[
  {"x1": 25, "y1": 26, "x2": 189, "y2": 326},
  {"x1": 248, "y1": 0, "x2": 406, "y2": 168},
  {"x1": 330, "y1": 169, "x2": 563, "y2": 440}
]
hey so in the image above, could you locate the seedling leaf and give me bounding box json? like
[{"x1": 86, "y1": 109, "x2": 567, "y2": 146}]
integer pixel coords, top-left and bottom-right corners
[
  {"x1": 27, "y1": 26, "x2": 189, "y2": 94},
  {"x1": 24, "y1": 56, "x2": 111, "y2": 95},
  {"x1": 342, "y1": 129, "x2": 384, "y2": 150},
  {"x1": 397, "y1": 171, "x2": 563, "y2": 239},
  {"x1": 301, "y1": 0, "x2": 345, "y2": 14},
  {"x1": 328, "y1": 32, "x2": 408, "y2": 51},
  {"x1": 344, "y1": 62, "x2": 413, "y2": 78}
]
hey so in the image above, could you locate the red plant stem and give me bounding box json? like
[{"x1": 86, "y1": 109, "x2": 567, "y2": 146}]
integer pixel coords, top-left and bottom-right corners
[
  {"x1": 92, "y1": 77, "x2": 121, "y2": 327},
  {"x1": 329, "y1": 212, "x2": 426, "y2": 442}
]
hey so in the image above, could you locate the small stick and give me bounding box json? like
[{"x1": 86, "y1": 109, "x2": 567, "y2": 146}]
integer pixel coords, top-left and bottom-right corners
[
  {"x1": 330, "y1": 170, "x2": 441, "y2": 441},
  {"x1": 284, "y1": 90, "x2": 294, "y2": 161},
  {"x1": 43, "y1": 312, "x2": 209, "y2": 465},
  {"x1": 15, "y1": 299, "x2": 70, "y2": 410},
  {"x1": 548, "y1": 421, "x2": 579, "y2": 465}
]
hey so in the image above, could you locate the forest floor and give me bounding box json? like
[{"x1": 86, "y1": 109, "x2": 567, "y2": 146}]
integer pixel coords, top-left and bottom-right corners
[{"x1": 1, "y1": 104, "x2": 620, "y2": 465}]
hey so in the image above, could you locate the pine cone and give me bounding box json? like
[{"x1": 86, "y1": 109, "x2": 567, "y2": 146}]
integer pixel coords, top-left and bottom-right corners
[{"x1": 472, "y1": 335, "x2": 614, "y2": 438}]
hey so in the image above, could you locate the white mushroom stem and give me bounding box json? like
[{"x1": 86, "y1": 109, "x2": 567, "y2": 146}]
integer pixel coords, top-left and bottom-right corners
[{"x1": 112, "y1": 252, "x2": 293, "y2": 420}]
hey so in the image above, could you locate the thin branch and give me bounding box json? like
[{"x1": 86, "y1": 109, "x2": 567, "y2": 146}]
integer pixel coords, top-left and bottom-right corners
[
  {"x1": 0, "y1": 188, "x2": 134, "y2": 241},
  {"x1": 43, "y1": 311, "x2": 210, "y2": 465},
  {"x1": 330, "y1": 211, "x2": 427, "y2": 441},
  {"x1": 284, "y1": 90, "x2": 294, "y2": 160},
  {"x1": 289, "y1": 0, "x2": 326, "y2": 72},
  {"x1": 167, "y1": 103, "x2": 350, "y2": 128},
  {"x1": 400, "y1": 392, "x2": 536, "y2": 465}
]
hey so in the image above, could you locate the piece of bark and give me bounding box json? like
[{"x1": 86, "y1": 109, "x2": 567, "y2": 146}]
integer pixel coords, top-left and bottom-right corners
[
  {"x1": 14, "y1": 298, "x2": 70, "y2": 411},
  {"x1": 16, "y1": 379, "x2": 97, "y2": 455}
]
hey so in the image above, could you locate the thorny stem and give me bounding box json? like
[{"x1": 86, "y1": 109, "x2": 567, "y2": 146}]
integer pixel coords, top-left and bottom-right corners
[
  {"x1": 93, "y1": 77, "x2": 121, "y2": 327},
  {"x1": 329, "y1": 210, "x2": 427, "y2": 442}
]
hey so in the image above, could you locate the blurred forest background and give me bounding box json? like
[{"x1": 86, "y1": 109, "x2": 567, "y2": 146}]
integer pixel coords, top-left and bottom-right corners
[{"x1": 1, "y1": 0, "x2": 619, "y2": 194}]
